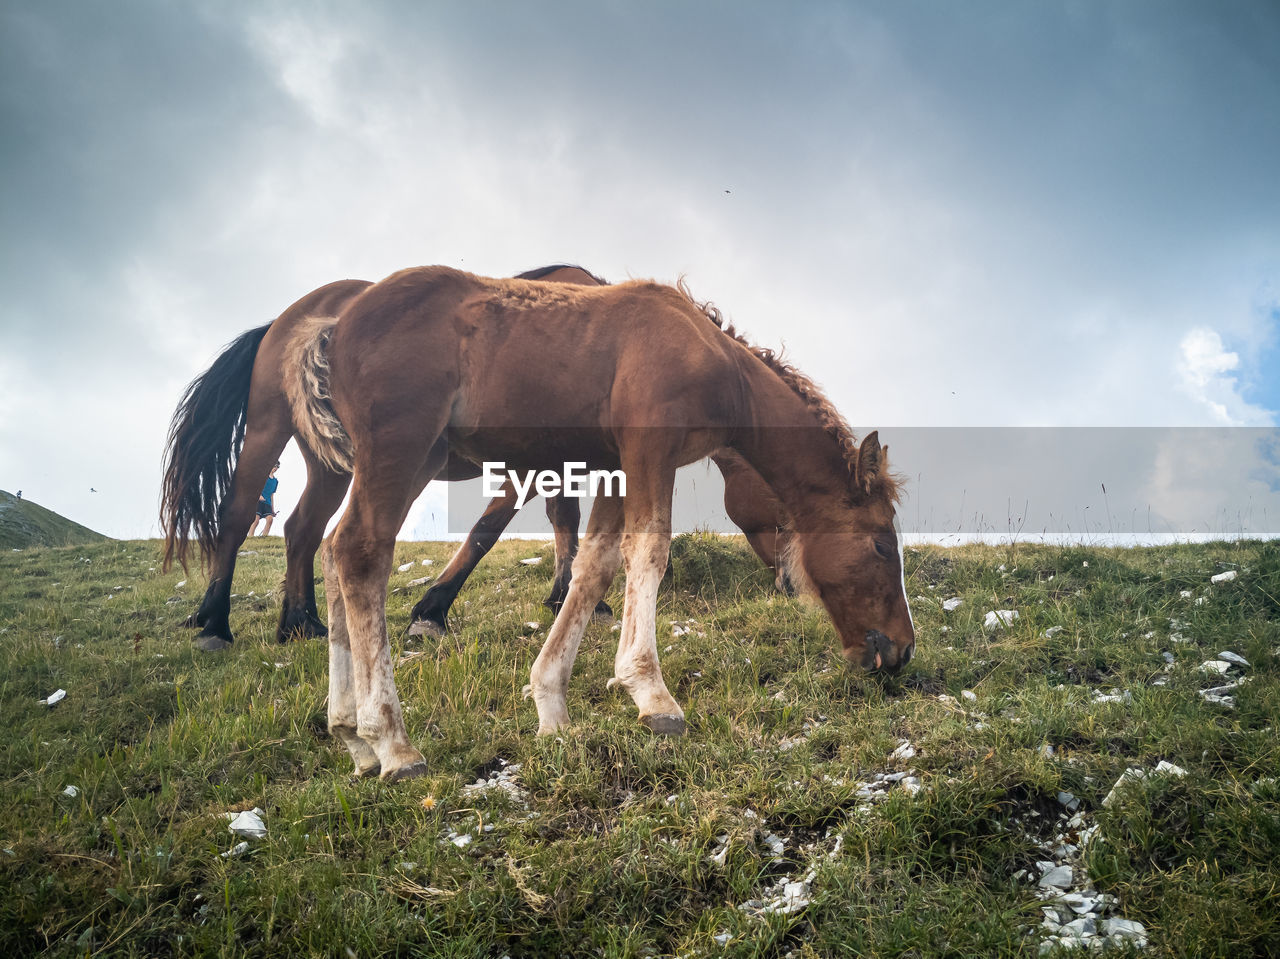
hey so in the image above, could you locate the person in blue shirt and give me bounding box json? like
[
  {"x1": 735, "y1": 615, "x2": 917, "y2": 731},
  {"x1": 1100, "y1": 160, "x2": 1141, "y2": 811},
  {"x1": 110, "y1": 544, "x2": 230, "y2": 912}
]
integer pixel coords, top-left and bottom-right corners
[{"x1": 250, "y1": 463, "x2": 280, "y2": 536}]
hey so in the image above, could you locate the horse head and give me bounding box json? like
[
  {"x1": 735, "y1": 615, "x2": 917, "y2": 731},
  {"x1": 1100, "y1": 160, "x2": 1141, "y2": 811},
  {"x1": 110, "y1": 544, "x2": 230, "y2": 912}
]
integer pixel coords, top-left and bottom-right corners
[{"x1": 783, "y1": 432, "x2": 916, "y2": 673}]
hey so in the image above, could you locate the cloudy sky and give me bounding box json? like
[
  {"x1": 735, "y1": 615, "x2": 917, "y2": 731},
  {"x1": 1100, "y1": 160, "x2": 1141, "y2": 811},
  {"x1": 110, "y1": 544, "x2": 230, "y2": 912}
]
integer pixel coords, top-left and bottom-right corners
[{"x1": 2, "y1": 1, "x2": 1278, "y2": 542}]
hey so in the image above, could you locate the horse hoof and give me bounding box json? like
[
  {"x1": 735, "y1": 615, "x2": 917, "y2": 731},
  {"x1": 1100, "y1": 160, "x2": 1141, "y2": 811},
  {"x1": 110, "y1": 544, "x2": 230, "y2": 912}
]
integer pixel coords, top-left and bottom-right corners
[
  {"x1": 352, "y1": 762, "x2": 382, "y2": 780},
  {"x1": 194, "y1": 634, "x2": 233, "y2": 652},
  {"x1": 592, "y1": 602, "x2": 614, "y2": 622},
  {"x1": 382, "y1": 760, "x2": 430, "y2": 783},
  {"x1": 408, "y1": 619, "x2": 445, "y2": 638},
  {"x1": 640, "y1": 714, "x2": 687, "y2": 737}
]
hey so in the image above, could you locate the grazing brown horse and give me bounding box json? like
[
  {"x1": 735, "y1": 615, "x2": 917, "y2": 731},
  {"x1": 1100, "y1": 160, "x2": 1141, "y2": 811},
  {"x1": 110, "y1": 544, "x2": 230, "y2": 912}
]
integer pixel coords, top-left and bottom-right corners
[
  {"x1": 286, "y1": 266, "x2": 914, "y2": 781},
  {"x1": 161, "y1": 267, "x2": 792, "y2": 648}
]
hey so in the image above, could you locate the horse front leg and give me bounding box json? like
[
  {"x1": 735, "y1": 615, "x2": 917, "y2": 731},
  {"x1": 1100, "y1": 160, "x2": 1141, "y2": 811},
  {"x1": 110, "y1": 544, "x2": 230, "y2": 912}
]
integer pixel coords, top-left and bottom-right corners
[
  {"x1": 527, "y1": 495, "x2": 624, "y2": 734},
  {"x1": 408, "y1": 480, "x2": 521, "y2": 636},
  {"x1": 279, "y1": 457, "x2": 351, "y2": 642},
  {"x1": 610, "y1": 455, "x2": 683, "y2": 734}
]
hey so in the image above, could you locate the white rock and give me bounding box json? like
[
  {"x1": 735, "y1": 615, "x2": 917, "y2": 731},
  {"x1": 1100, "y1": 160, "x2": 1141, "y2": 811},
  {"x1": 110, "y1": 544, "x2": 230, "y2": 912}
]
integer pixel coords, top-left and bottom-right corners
[
  {"x1": 421, "y1": 559, "x2": 433, "y2": 565},
  {"x1": 1102, "y1": 768, "x2": 1148, "y2": 806},
  {"x1": 1062, "y1": 916, "x2": 1097, "y2": 938},
  {"x1": 1155, "y1": 760, "x2": 1188, "y2": 777},
  {"x1": 397, "y1": 562, "x2": 415, "y2": 572},
  {"x1": 889, "y1": 740, "x2": 916, "y2": 761},
  {"x1": 1210, "y1": 570, "x2": 1237, "y2": 583},
  {"x1": 942, "y1": 598, "x2": 963, "y2": 612},
  {"x1": 1091, "y1": 689, "x2": 1132, "y2": 705},
  {"x1": 519, "y1": 557, "x2": 543, "y2": 566},
  {"x1": 220, "y1": 841, "x2": 250, "y2": 859},
  {"x1": 41, "y1": 688, "x2": 67, "y2": 706},
  {"x1": 1101, "y1": 917, "x2": 1147, "y2": 940},
  {"x1": 62, "y1": 785, "x2": 79, "y2": 798},
  {"x1": 1217, "y1": 651, "x2": 1250, "y2": 667},
  {"x1": 1199, "y1": 660, "x2": 1231, "y2": 675},
  {"x1": 1057, "y1": 791, "x2": 1081, "y2": 812},
  {"x1": 406, "y1": 576, "x2": 432, "y2": 587},
  {"x1": 1179, "y1": 590, "x2": 1193, "y2": 599},
  {"x1": 1038, "y1": 864, "x2": 1074, "y2": 889},
  {"x1": 524, "y1": 622, "x2": 541, "y2": 631},
  {"x1": 227, "y1": 808, "x2": 267, "y2": 839},
  {"x1": 984, "y1": 609, "x2": 1018, "y2": 631},
  {"x1": 1043, "y1": 626, "x2": 1065, "y2": 639}
]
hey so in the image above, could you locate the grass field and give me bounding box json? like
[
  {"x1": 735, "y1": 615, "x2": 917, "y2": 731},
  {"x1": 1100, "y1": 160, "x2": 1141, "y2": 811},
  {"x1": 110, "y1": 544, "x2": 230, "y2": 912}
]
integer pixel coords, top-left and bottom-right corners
[{"x1": 1, "y1": 534, "x2": 1277, "y2": 957}]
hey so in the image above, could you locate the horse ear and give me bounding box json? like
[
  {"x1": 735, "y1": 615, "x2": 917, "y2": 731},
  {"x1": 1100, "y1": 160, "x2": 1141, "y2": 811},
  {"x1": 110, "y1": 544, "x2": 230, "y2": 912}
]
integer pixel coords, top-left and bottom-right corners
[{"x1": 854, "y1": 431, "x2": 884, "y2": 496}]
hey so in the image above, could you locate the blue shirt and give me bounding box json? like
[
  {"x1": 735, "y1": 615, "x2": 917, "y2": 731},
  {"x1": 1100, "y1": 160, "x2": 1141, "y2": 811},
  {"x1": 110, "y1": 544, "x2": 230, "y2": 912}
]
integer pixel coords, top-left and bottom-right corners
[{"x1": 260, "y1": 476, "x2": 278, "y2": 508}]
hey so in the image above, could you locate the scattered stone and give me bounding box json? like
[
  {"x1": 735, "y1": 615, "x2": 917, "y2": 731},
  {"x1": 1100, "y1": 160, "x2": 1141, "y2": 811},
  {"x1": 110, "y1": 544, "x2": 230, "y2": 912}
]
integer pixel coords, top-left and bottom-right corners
[
  {"x1": 1210, "y1": 570, "x2": 1237, "y2": 584},
  {"x1": 519, "y1": 557, "x2": 543, "y2": 566},
  {"x1": 942, "y1": 597, "x2": 963, "y2": 612},
  {"x1": 397, "y1": 562, "x2": 415, "y2": 573},
  {"x1": 1199, "y1": 660, "x2": 1231, "y2": 676},
  {"x1": 1091, "y1": 689, "x2": 1132, "y2": 705},
  {"x1": 1043, "y1": 626, "x2": 1065, "y2": 638},
  {"x1": 406, "y1": 576, "x2": 432, "y2": 588},
  {"x1": 1038, "y1": 864, "x2": 1073, "y2": 890},
  {"x1": 220, "y1": 841, "x2": 251, "y2": 859},
  {"x1": 40, "y1": 689, "x2": 67, "y2": 706},
  {"x1": 226, "y1": 808, "x2": 267, "y2": 840},
  {"x1": 1216, "y1": 651, "x2": 1250, "y2": 668},
  {"x1": 889, "y1": 740, "x2": 916, "y2": 761},
  {"x1": 460, "y1": 761, "x2": 527, "y2": 803},
  {"x1": 1057, "y1": 791, "x2": 1080, "y2": 812},
  {"x1": 62, "y1": 785, "x2": 79, "y2": 798},
  {"x1": 961, "y1": 689, "x2": 978, "y2": 702},
  {"x1": 984, "y1": 609, "x2": 1019, "y2": 631}
]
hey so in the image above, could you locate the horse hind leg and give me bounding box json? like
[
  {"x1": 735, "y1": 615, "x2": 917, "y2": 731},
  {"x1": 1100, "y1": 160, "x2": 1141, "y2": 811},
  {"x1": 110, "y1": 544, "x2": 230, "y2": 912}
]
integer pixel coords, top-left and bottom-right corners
[
  {"x1": 192, "y1": 422, "x2": 290, "y2": 650},
  {"x1": 278, "y1": 455, "x2": 351, "y2": 643},
  {"x1": 321, "y1": 538, "x2": 380, "y2": 777},
  {"x1": 330, "y1": 442, "x2": 447, "y2": 782}
]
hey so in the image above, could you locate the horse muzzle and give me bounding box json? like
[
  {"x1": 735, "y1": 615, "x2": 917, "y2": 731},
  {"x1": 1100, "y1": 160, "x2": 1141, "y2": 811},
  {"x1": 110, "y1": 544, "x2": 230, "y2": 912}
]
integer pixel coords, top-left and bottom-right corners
[{"x1": 853, "y1": 629, "x2": 913, "y2": 673}]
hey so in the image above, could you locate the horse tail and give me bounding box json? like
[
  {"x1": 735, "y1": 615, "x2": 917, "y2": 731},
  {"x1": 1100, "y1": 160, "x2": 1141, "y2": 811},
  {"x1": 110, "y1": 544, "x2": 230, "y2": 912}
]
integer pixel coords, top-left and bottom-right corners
[
  {"x1": 282, "y1": 315, "x2": 355, "y2": 476},
  {"x1": 160, "y1": 323, "x2": 272, "y2": 572}
]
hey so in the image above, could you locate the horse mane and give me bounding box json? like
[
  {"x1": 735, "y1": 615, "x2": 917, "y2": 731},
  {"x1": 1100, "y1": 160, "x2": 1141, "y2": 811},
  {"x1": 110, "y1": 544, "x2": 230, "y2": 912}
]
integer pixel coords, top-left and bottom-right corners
[{"x1": 675, "y1": 279, "x2": 901, "y2": 504}]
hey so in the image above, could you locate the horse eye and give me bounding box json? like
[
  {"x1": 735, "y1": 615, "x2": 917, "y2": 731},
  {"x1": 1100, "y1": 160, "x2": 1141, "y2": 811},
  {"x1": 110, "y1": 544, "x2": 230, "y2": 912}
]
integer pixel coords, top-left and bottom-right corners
[{"x1": 874, "y1": 540, "x2": 895, "y2": 560}]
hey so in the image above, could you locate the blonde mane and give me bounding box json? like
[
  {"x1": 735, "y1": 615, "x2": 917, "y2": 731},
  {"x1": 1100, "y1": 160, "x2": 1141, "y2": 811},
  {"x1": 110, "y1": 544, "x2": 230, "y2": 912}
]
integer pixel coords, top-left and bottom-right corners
[{"x1": 675, "y1": 280, "x2": 901, "y2": 503}]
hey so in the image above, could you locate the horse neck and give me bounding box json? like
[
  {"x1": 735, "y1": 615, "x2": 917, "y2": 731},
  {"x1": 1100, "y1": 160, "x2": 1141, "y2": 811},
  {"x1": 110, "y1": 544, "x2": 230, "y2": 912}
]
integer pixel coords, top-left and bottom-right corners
[{"x1": 727, "y1": 363, "x2": 854, "y2": 526}]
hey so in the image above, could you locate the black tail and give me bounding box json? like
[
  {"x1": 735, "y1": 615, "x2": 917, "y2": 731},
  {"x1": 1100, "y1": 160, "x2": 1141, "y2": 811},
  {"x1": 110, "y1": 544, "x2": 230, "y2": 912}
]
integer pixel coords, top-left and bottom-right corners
[{"x1": 160, "y1": 324, "x2": 272, "y2": 571}]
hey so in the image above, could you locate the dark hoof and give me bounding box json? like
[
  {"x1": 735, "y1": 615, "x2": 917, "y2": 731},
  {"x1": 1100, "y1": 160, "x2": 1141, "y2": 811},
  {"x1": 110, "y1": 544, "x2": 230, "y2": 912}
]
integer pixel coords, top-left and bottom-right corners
[
  {"x1": 382, "y1": 761, "x2": 430, "y2": 783},
  {"x1": 352, "y1": 763, "x2": 382, "y2": 780},
  {"x1": 194, "y1": 634, "x2": 233, "y2": 652},
  {"x1": 592, "y1": 600, "x2": 614, "y2": 621},
  {"x1": 408, "y1": 618, "x2": 445, "y2": 638},
  {"x1": 640, "y1": 714, "x2": 687, "y2": 736}
]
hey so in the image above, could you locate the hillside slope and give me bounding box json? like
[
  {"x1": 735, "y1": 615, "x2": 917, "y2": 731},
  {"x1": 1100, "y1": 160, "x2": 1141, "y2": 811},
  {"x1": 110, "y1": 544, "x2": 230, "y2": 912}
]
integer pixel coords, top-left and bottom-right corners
[{"x1": 0, "y1": 489, "x2": 109, "y2": 549}]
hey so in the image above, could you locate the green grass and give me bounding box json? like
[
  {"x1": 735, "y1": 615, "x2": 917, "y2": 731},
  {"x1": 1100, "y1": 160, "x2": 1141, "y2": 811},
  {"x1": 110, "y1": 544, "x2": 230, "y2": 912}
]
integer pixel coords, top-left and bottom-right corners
[{"x1": 1, "y1": 535, "x2": 1277, "y2": 957}]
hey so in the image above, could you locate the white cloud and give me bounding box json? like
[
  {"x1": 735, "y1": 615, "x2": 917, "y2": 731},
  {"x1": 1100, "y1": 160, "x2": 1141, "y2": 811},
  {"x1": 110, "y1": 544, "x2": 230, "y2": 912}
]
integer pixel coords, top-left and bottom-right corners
[{"x1": 1177, "y1": 327, "x2": 1275, "y2": 426}]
